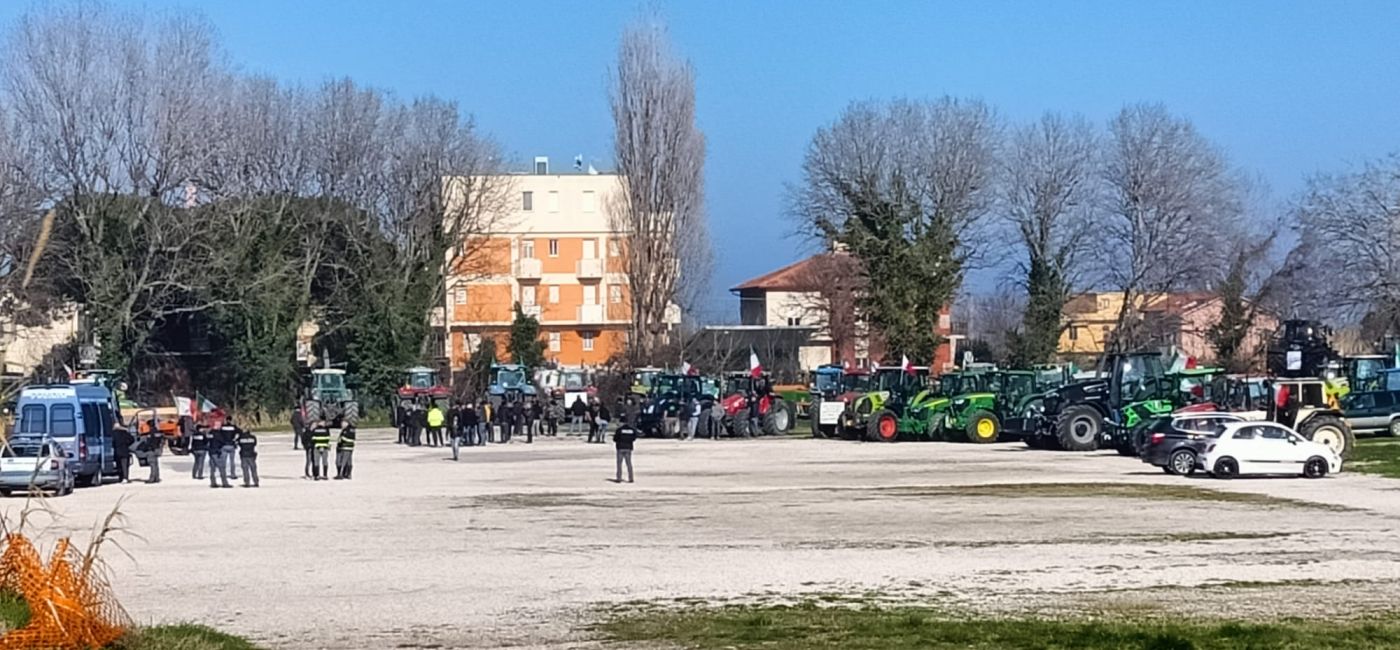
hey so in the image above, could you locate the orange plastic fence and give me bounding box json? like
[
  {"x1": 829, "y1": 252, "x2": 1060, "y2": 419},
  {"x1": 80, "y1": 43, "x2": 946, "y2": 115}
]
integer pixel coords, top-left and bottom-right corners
[{"x1": 0, "y1": 533, "x2": 129, "y2": 649}]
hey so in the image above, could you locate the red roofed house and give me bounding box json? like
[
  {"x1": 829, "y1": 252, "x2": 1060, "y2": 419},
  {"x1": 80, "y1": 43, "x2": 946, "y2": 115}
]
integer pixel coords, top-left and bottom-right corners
[{"x1": 730, "y1": 252, "x2": 958, "y2": 372}]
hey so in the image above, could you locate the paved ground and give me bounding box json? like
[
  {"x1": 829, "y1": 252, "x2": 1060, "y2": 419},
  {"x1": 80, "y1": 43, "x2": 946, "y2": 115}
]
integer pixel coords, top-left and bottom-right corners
[{"x1": 12, "y1": 429, "x2": 1400, "y2": 649}]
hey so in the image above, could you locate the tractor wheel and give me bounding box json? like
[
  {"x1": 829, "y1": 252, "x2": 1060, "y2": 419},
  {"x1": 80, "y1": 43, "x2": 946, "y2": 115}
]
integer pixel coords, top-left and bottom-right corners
[
  {"x1": 867, "y1": 410, "x2": 900, "y2": 443},
  {"x1": 1299, "y1": 415, "x2": 1354, "y2": 458},
  {"x1": 1055, "y1": 405, "x2": 1101, "y2": 452},
  {"x1": 764, "y1": 399, "x2": 793, "y2": 435},
  {"x1": 343, "y1": 401, "x2": 361, "y2": 427},
  {"x1": 730, "y1": 414, "x2": 750, "y2": 438},
  {"x1": 304, "y1": 400, "x2": 324, "y2": 425},
  {"x1": 965, "y1": 409, "x2": 1000, "y2": 444},
  {"x1": 1114, "y1": 425, "x2": 1142, "y2": 457},
  {"x1": 809, "y1": 401, "x2": 823, "y2": 438}
]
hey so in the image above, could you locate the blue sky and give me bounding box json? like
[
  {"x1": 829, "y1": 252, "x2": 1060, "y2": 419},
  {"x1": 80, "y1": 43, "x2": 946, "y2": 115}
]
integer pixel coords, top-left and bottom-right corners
[{"x1": 4, "y1": 1, "x2": 1398, "y2": 320}]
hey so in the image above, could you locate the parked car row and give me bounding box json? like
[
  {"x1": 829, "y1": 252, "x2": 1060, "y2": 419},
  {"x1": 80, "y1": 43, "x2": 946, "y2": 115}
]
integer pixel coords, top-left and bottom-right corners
[{"x1": 1138, "y1": 411, "x2": 1343, "y2": 479}]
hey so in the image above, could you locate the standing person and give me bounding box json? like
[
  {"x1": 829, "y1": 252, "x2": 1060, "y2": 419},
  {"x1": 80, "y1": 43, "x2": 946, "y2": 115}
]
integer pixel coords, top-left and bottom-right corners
[
  {"x1": 209, "y1": 424, "x2": 233, "y2": 489},
  {"x1": 746, "y1": 388, "x2": 761, "y2": 438},
  {"x1": 142, "y1": 423, "x2": 163, "y2": 484},
  {"x1": 311, "y1": 422, "x2": 332, "y2": 480},
  {"x1": 300, "y1": 421, "x2": 315, "y2": 479},
  {"x1": 597, "y1": 400, "x2": 612, "y2": 444},
  {"x1": 570, "y1": 396, "x2": 587, "y2": 436},
  {"x1": 291, "y1": 407, "x2": 305, "y2": 450},
  {"x1": 395, "y1": 400, "x2": 408, "y2": 445},
  {"x1": 528, "y1": 398, "x2": 542, "y2": 442},
  {"x1": 463, "y1": 401, "x2": 480, "y2": 446},
  {"x1": 221, "y1": 423, "x2": 239, "y2": 479},
  {"x1": 335, "y1": 425, "x2": 356, "y2": 479},
  {"x1": 480, "y1": 400, "x2": 494, "y2": 444},
  {"x1": 613, "y1": 418, "x2": 637, "y2": 483},
  {"x1": 546, "y1": 399, "x2": 562, "y2": 437},
  {"x1": 681, "y1": 397, "x2": 697, "y2": 441},
  {"x1": 111, "y1": 423, "x2": 134, "y2": 484},
  {"x1": 190, "y1": 424, "x2": 210, "y2": 479},
  {"x1": 235, "y1": 422, "x2": 259, "y2": 488},
  {"x1": 427, "y1": 402, "x2": 445, "y2": 448}
]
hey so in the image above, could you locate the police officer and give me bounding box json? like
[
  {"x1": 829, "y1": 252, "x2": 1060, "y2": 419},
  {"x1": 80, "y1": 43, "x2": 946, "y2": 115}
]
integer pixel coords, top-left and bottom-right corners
[
  {"x1": 208, "y1": 424, "x2": 233, "y2": 489},
  {"x1": 190, "y1": 424, "x2": 210, "y2": 480},
  {"x1": 300, "y1": 421, "x2": 315, "y2": 479},
  {"x1": 335, "y1": 425, "x2": 356, "y2": 480},
  {"x1": 111, "y1": 423, "x2": 134, "y2": 484},
  {"x1": 235, "y1": 422, "x2": 259, "y2": 488},
  {"x1": 220, "y1": 423, "x2": 238, "y2": 480},
  {"x1": 291, "y1": 407, "x2": 305, "y2": 451},
  {"x1": 311, "y1": 421, "x2": 332, "y2": 481}
]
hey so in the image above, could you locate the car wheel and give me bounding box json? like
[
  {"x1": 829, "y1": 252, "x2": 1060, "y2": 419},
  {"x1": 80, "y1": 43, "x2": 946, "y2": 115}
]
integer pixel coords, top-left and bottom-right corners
[
  {"x1": 1213, "y1": 457, "x2": 1239, "y2": 479},
  {"x1": 1169, "y1": 449, "x2": 1196, "y2": 476},
  {"x1": 1304, "y1": 456, "x2": 1328, "y2": 479},
  {"x1": 1389, "y1": 419, "x2": 1400, "y2": 438}
]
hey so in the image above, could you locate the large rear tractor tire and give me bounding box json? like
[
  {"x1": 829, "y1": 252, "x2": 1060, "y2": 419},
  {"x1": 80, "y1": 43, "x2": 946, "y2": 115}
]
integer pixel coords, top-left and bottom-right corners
[
  {"x1": 809, "y1": 400, "x2": 823, "y2": 438},
  {"x1": 965, "y1": 409, "x2": 1000, "y2": 444},
  {"x1": 730, "y1": 414, "x2": 750, "y2": 438},
  {"x1": 764, "y1": 399, "x2": 793, "y2": 436},
  {"x1": 867, "y1": 410, "x2": 900, "y2": 443},
  {"x1": 1114, "y1": 425, "x2": 1143, "y2": 457},
  {"x1": 1299, "y1": 415, "x2": 1354, "y2": 458},
  {"x1": 1055, "y1": 405, "x2": 1102, "y2": 452}
]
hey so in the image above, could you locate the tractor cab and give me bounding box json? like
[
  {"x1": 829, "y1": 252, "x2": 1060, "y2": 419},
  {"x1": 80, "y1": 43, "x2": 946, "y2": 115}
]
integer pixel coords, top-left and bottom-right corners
[
  {"x1": 1342, "y1": 355, "x2": 1392, "y2": 393},
  {"x1": 301, "y1": 362, "x2": 360, "y2": 429},
  {"x1": 809, "y1": 366, "x2": 871, "y2": 438},
  {"x1": 311, "y1": 369, "x2": 353, "y2": 403},
  {"x1": 810, "y1": 365, "x2": 845, "y2": 399},
  {"x1": 1028, "y1": 351, "x2": 1169, "y2": 452},
  {"x1": 488, "y1": 363, "x2": 537, "y2": 407},
  {"x1": 631, "y1": 367, "x2": 663, "y2": 396},
  {"x1": 405, "y1": 367, "x2": 438, "y2": 390}
]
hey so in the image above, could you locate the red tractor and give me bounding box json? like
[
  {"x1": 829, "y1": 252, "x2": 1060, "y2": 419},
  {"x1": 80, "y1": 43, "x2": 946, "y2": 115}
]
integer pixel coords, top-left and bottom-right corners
[
  {"x1": 719, "y1": 372, "x2": 794, "y2": 436},
  {"x1": 391, "y1": 366, "x2": 451, "y2": 428}
]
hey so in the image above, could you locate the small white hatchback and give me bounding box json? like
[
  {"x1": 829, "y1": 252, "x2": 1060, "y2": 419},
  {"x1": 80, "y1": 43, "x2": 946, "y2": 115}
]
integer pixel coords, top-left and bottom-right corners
[{"x1": 1200, "y1": 421, "x2": 1342, "y2": 479}]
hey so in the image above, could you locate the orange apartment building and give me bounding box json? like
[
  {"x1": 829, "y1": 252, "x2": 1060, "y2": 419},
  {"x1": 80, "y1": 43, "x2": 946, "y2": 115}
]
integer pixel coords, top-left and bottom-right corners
[{"x1": 443, "y1": 158, "x2": 634, "y2": 370}]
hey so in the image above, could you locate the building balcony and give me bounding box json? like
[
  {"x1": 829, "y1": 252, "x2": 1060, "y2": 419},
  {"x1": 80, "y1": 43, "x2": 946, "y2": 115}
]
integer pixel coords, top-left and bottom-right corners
[
  {"x1": 576, "y1": 258, "x2": 603, "y2": 279},
  {"x1": 577, "y1": 304, "x2": 605, "y2": 324},
  {"x1": 516, "y1": 258, "x2": 542, "y2": 281}
]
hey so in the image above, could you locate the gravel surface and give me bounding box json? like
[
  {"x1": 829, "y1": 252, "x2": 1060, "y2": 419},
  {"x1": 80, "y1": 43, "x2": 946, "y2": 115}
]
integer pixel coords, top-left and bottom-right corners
[{"x1": 12, "y1": 429, "x2": 1400, "y2": 648}]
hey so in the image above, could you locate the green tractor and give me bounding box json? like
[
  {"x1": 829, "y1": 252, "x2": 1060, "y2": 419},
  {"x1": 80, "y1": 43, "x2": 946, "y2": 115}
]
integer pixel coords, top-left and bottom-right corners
[
  {"x1": 943, "y1": 367, "x2": 1070, "y2": 444},
  {"x1": 843, "y1": 365, "x2": 928, "y2": 438},
  {"x1": 1025, "y1": 352, "x2": 1176, "y2": 452},
  {"x1": 859, "y1": 365, "x2": 958, "y2": 443}
]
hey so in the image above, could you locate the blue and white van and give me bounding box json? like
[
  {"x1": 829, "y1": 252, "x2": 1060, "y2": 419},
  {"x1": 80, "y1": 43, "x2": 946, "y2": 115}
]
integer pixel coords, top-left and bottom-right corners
[{"x1": 14, "y1": 384, "x2": 118, "y2": 487}]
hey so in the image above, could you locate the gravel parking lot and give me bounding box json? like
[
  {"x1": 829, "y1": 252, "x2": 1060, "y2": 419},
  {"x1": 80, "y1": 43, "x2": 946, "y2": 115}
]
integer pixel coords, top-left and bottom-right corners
[{"x1": 15, "y1": 429, "x2": 1400, "y2": 649}]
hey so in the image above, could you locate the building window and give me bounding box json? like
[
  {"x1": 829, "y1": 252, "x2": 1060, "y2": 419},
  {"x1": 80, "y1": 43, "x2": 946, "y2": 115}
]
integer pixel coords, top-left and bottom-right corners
[
  {"x1": 549, "y1": 332, "x2": 561, "y2": 352},
  {"x1": 608, "y1": 238, "x2": 620, "y2": 257},
  {"x1": 582, "y1": 331, "x2": 595, "y2": 351},
  {"x1": 522, "y1": 285, "x2": 536, "y2": 306},
  {"x1": 454, "y1": 288, "x2": 467, "y2": 305},
  {"x1": 522, "y1": 191, "x2": 533, "y2": 211},
  {"x1": 547, "y1": 191, "x2": 559, "y2": 212},
  {"x1": 1069, "y1": 326, "x2": 1079, "y2": 341},
  {"x1": 582, "y1": 190, "x2": 596, "y2": 213},
  {"x1": 521, "y1": 239, "x2": 535, "y2": 258},
  {"x1": 548, "y1": 239, "x2": 559, "y2": 257},
  {"x1": 787, "y1": 317, "x2": 802, "y2": 326},
  {"x1": 609, "y1": 285, "x2": 622, "y2": 304},
  {"x1": 548, "y1": 285, "x2": 559, "y2": 303}
]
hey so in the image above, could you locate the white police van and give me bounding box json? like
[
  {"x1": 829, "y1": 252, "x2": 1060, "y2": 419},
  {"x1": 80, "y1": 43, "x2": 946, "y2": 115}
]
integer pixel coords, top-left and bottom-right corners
[{"x1": 14, "y1": 384, "x2": 119, "y2": 487}]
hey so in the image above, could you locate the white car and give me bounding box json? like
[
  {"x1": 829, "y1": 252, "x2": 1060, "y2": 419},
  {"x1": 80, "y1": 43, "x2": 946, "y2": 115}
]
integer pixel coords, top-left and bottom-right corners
[{"x1": 1200, "y1": 421, "x2": 1342, "y2": 479}]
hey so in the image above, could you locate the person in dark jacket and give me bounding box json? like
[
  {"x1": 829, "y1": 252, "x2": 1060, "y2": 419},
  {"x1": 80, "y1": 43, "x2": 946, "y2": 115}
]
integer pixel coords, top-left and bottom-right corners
[
  {"x1": 395, "y1": 401, "x2": 409, "y2": 445},
  {"x1": 291, "y1": 407, "x2": 305, "y2": 450},
  {"x1": 111, "y1": 424, "x2": 135, "y2": 484},
  {"x1": 300, "y1": 422, "x2": 315, "y2": 479},
  {"x1": 597, "y1": 401, "x2": 612, "y2": 444},
  {"x1": 570, "y1": 396, "x2": 588, "y2": 436},
  {"x1": 190, "y1": 424, "x2": 210, "y2": 479},
  {"x1": 209, "y1": 425, "x2": 234, "y2": 488},
  {"x1": 613, "y1": 421, "x2": 637, "y2": 483},
  {"x1": 142, "y1": 422, "x2": 163, "y2": 484},
  {"x1": 335, "y1": 426, "x2": 356, "y2": 479},
  {"x1": 311, "y1": 422, "x2": 332, "y2": 480},
  {"x1": 235, "y1": 423, "x2": 259, "y2": 488},
  {"x1": 746, "y1": 389, "x2": 761, "y2": 438},
  {"x1": 527, "y1": 398, "x2": 542, "y2": 442},
  {"x1": 545, "y1": 399, "x2": 561, "y2": 437}
]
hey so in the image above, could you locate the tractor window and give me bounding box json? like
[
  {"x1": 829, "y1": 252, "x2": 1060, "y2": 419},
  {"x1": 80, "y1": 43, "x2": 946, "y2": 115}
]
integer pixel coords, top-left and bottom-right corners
[
  {"x1": 814, "y1": 372, "x2": 841, "y2": 393},
  {"x1": 497, "y1": 370, "x2": 525, "y2": 387},
  {"x1": 19, "y1": 405, "x2": 45, "y2": 434},
  {"x1": 1299, "y1": 383, "x2": 1326, "y2": 408},
  {"x1": 1004, "y1": 376, "x2": 1032, "y2": 401},
  {"x1": 1118, "y1": 357, "x2": 1155, "y2": 402},
  {"x1": 409, "y1": 372, "x2": 435, "y2": 389},
  {"x1": 563, "y1": 372, "x2": 586, "y2": 390}
]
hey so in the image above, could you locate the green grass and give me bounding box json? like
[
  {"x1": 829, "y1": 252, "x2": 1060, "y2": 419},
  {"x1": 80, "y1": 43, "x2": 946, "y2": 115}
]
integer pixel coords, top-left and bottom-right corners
[
  {"x1": 1348, "y1": 438, "x2": 1400, "y2": 479},
  {"x1": 597, "y1": 604, "x2": 1400, "y2": 649},
  {"x1": 0, "y1": 589, "x2": 29, "y2": 630},
  {"x1": 111, "y1": 624, "x2": 262, "y2": 650}
]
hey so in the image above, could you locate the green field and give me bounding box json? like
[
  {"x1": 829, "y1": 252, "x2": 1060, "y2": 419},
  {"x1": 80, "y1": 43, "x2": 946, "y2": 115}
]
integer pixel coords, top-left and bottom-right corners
[
  {"x1": 598, "y1": 604, "x2": 1400, "y2": 650},
  {"x1": 1349, "y1": 438, "x2": 1400, "y2": 479}
]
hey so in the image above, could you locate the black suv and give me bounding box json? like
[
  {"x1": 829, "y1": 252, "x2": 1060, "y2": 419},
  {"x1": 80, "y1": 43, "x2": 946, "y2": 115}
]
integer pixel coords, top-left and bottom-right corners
[{"x1": 1138, "y1": 412, "x2": 1245, "y2": 475}]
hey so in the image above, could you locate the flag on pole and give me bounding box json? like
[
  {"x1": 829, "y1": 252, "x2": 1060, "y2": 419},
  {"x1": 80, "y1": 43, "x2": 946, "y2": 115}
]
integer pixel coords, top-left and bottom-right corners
[
  {"x1": 197, "y1": 392, "x2": 217, "y2": 414},
  {"x1": 174, "y1": 396, "x2": 194, "y2": 418},
  {"x1": 749, "y1": 348, "x2": 763, "y2": 378},
  {"x1": 62, "y1": 363, "x2": 74, "y2": 380},
  {"x1": 681, "y1": 361, "x2": 695, "y2": 376},
  {"x1": 902, "y1": 354, "x2": 915, "y2": 375}
]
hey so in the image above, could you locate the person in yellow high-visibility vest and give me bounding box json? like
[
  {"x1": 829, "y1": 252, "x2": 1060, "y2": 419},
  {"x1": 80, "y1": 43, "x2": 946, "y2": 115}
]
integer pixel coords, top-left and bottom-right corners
[
  {"x1": 311, "y1": 424, "x2": 332, "y2": 481},
  {"x1": 427, "y1": 404, "x2": 445, "y2": 448}
]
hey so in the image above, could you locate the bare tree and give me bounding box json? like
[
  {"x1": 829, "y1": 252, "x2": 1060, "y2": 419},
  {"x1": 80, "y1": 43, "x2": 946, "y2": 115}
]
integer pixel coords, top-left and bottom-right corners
[
  {"x1": 998, "y1": 112, "x2": 1098, "y2": 365},
  {"x1": 1286, "y1": 154, "x2": 1400, "y2": 327},
  {"x1": 1098, "y1": 104, "x2": 1242, "y2": 353},
  {"x1": 789, "y1": 251, "x2": 864, "y2": 364},
  {"x1": 608, "y1": 18, "x2": 709, "y2": 364},
  {"x1": 791, "y1": 98, "x2": 999, "y2": 362}
]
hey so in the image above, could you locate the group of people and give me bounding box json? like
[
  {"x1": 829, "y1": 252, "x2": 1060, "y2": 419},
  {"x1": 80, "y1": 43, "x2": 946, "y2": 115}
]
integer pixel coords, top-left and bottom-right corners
[
  {"x1": 108, "y1": 419, "x2": 260, "y2": 488},
  {"x1": 290, "y1": 409, "x2": 356, "y2": 481}
]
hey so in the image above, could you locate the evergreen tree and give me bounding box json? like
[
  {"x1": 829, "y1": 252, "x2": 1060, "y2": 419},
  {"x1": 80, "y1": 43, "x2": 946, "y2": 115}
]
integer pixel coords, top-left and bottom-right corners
[{"x1": 508, "y1": 303, "x2": 546, "y2": 368}]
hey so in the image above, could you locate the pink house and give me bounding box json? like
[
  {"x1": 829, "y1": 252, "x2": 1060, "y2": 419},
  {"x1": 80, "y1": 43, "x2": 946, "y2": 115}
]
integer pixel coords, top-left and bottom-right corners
[{"x1": 1140, "y1": 293, "x2": 1278, "y2": 370}]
